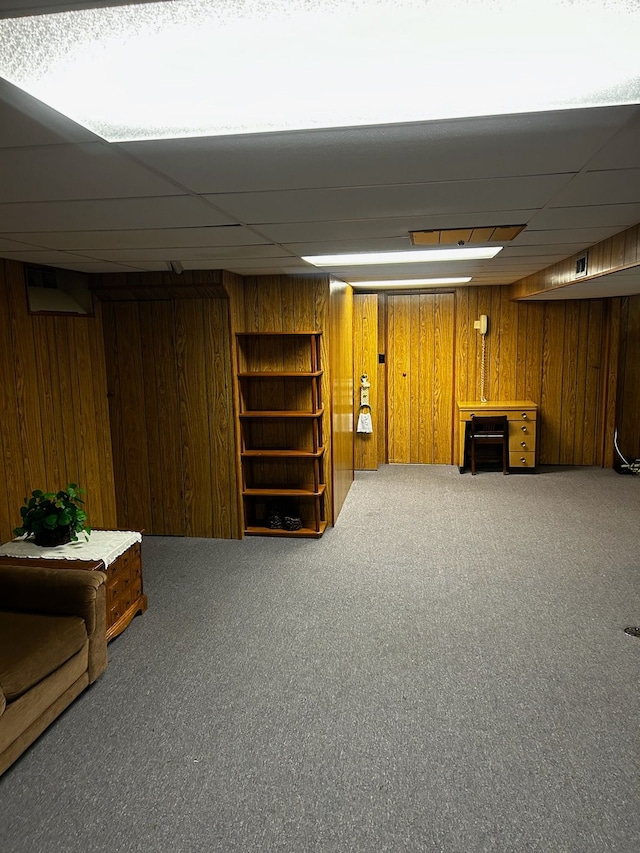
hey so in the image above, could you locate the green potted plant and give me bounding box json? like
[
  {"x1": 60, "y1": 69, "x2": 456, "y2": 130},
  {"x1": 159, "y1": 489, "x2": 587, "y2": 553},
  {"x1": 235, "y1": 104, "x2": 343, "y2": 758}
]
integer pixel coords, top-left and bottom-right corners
[{"x1": 14, "y1": 484, "x2": 91, "y2": 547}]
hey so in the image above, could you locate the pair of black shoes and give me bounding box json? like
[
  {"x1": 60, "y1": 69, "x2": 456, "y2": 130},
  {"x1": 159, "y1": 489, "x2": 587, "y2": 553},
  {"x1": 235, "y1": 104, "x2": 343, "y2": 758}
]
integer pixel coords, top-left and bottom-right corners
[{"x1": 267, "y1": 501, "x2": 302, "y2": 531}]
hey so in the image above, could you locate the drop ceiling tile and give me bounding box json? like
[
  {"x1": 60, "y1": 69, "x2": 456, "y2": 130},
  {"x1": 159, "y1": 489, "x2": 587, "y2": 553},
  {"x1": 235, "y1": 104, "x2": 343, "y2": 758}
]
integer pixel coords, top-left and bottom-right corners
[
  {"x1": 0, "y1": 236, "x2": 49, "y2": 251},
  {"x1": 500, "y1": 246, "x2": 588, "y2": 260},
  {"x1": 0, "y1": 196, "x2": 234, "y2": 232},
  {"x1": 124, "y1": 106, "x2": 634, "y2": 193},
  {"x1": 256, "y1": 211, "x2": 540, "y2": 243},
  {"x1": 188, "y1": 256, "x2": 305, "y2": 269},
  {"x1": 185, "y1": 258, "x2": 312, "y2": 274},
  {"x1": 1, "y1": 225, "x2": 269, "y2": 250},
  {"x1": 281, "y1": 237, "x2": 412, "y2": 255},
  {"x1": 512, "y1": 227, "x2": 622, "y2": 246},
  {"x1": 0, "y1": 249, "x2": 98, "y2": 264},
  {"x1": 549, "y1": 169, "x2": 640, "y2": 207},
  {"x1": 0, "y1": 142, "x2": 187, "y2": 202},
  {"x1": 207, "y1": 175, "x2": 570, "y2": 225},
  {"x1": 528, "y1": 203, "x2": 640, "y2": 230},
  {"x1": 105, "y1": 261, "x2": 173, "y2": 272},
  {"x1": 586, "y1": 111, "x2": 640, "y2": 170},
  {"x1": 45, "y1": 260, "x2": 150, "y2": 273},
  {"x1": 486, "y1": 257, "x2": 569, "y2": 268},
  {"x1": 0, "y1": 78, "x2": 99, "y2": 147},
  {"x1": 82, "y1": 245, "x2": 290, "y2": 263}
]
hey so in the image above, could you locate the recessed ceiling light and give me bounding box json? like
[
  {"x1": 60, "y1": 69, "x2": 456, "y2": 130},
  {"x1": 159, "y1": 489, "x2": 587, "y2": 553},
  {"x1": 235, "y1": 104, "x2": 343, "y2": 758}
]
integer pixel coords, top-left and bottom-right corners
[
  {"x1": 350, "y1": 278, "x2": 472, "y2": 289},
  {"x1": 302, "y1": 247, "x2": 503, "y2": 266},
  {"x1": 0, "y1": 1, "x2": 638, "y2": 142}
]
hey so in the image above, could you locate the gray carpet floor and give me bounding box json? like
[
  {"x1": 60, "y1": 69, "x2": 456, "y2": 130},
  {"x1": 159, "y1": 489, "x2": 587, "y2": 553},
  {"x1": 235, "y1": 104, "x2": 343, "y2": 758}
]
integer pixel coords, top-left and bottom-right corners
[{"x1": 1, "y1": 465, "x2": 639, "y2": 852}]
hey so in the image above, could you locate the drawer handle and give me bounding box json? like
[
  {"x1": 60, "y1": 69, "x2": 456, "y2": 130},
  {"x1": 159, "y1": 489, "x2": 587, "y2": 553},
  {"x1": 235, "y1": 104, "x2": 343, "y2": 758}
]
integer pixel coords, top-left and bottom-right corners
[
  {"x1": 521, "y1": 425, "x2": 528, "y2": 432},
  {"x1": 522, "y1": 412, "x2": 528, "y2": 419},
  {"x1": 520, "y1": 457, "x2": 527, "y2": 464},
  {"x1": 520, "y1": 441, "x2": 527, "y2": 448}
]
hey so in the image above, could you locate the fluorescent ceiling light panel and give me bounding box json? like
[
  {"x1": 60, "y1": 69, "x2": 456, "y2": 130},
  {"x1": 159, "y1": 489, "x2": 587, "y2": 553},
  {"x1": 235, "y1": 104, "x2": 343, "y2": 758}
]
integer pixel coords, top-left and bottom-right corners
[
  {"x1": 302, "y1": 247, "x2": 503, "y2": 266},
  {"x1": 0, "y1": 1, "x2": 639, "y2": 142},
  {"x1": 350, "y1": 278, "x2": 472, "y2": 288}
]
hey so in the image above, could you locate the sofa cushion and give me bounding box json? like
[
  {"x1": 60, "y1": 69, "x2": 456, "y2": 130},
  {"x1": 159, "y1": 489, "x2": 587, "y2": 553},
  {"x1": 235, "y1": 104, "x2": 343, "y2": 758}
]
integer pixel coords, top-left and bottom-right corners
[{"x1": 0, "y1": 612, "x2": 86, "y2": 702}]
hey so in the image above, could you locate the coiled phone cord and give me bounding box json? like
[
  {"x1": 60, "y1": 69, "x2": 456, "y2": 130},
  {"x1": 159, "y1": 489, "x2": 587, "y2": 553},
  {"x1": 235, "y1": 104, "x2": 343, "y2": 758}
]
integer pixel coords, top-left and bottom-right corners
[{"x1": 480, "y1": 332, "x2": 487, "y2": 402}]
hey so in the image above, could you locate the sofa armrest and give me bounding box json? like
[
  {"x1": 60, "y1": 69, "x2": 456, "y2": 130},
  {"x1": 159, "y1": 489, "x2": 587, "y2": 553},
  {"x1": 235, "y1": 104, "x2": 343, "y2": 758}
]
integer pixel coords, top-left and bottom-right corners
[{"x1": 0, "y1": 565, "x2": 108, "y2": 682}]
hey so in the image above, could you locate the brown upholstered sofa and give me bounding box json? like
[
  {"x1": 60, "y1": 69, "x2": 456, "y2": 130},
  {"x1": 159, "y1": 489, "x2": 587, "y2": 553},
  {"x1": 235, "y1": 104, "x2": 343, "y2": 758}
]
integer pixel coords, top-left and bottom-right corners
[{"x1": 0, "y1": 564, "x2": 108, "y2": 776}]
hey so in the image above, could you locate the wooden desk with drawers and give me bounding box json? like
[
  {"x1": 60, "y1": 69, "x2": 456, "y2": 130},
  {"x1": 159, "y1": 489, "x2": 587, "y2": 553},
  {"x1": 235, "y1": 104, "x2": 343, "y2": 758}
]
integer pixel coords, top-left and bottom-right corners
[{"x1": 457, "y1": 400, "x2": 538, "y2": 473}]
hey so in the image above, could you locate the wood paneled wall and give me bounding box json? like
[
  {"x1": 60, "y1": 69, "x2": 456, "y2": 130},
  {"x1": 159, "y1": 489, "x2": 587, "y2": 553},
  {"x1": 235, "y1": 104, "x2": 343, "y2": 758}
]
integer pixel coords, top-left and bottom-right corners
[
  {"x1": 225, "y1": 273, "x2": 336, "y2": 524},
  {"x1": 353, "y1": 293, "x2": 379, "y2": 470},
  {"x1": 0, "y1": 259, "x2": 117, "y2": 543},
  {"x1": 456, "y1": 288, "x2": 617, "y2": 466},
  {"x1": 92, "y1": 270, "x2": 227, "y2": 302},
  {"x1": 329, "y1": 279, "x2": 354, "y2": 519},
  {"x1": 354, "y1": 286, "x2": 619, "y2": 469},
  {"x1": 511, "y1": 224, "x2": 640, "y2": 299},
  {"x1": 616, "y1": 294, "x2": 640, "y2": 461},
  {"x1": 101, "y1": 298, "x2": 239, "y2": 538}
]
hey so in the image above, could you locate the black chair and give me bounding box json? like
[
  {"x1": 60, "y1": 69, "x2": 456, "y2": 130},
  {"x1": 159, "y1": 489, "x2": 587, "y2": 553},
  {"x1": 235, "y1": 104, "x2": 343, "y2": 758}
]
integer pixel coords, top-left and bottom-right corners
[{"x1": 469, "y1": 414, "x2": 508, "y2": 475}]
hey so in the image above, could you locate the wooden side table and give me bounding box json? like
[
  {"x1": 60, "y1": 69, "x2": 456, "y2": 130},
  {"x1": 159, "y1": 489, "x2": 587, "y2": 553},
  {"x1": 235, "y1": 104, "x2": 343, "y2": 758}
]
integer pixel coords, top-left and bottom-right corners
[{"x1": 0, "y1": 530, "x2": 147, "y2": 642}]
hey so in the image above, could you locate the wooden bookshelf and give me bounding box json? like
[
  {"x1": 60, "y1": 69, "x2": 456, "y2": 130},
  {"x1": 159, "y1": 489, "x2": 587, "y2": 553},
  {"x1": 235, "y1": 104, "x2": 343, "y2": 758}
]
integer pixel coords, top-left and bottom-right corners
[{"x1": 235, "y1": 332, "x2": 327, "y2": 538}]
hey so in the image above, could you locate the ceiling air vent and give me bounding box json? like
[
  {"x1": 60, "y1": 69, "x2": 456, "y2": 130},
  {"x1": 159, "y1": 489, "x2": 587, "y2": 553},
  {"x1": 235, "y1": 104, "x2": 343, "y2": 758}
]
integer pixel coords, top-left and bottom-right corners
[{"x1": 575, "y1": 252, "x2": 588, "y2": 278}]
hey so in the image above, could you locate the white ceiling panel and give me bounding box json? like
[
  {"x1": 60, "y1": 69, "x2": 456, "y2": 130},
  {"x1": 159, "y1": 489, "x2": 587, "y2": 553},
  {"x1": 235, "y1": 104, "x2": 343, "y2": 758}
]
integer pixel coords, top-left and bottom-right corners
[
  {"x1": 0, "y1": 142, "x2": 188, "y2": 202},
  {"x1": 549, "y1": 169, "x2": 640, "y2": 208},
  {"x1": 477, "y1": 259, "x2": 564, "y2": 269},
  {"x1": 206, "y1": 175, "x2": 571, "y2": 226},
  {"x1": 585, "y1": 113, "x2": 640, "y2": 170},
  {"x1": 500, "y1": 244, "x2": 592, "y2": 258},
  {"x1": 526, "y1": 203, "x2": 640, "y2": 230},
  {"x1": 254, "y1": 212, "x2": 541, "y2": 244},
  {"x1": 0, "y1": 78, "x2": 98, "y2": 147},
  {"x1": 512, "y1": 227, "x2": 622, "y2": 246},
  {"x1": 0, "y1": 248, "x2": 107, "y2": 264},
  {"x1": 0, "y1": 235, "x2": 48, "y2": 250},
  {"x1": 281, "y1": 237, "x2": 412, "y2": 255},
  {"x1": 1, "y1": 224, "x2": 268, "y2": 250},
  {"x1": 102, "y1": 261, "x2": 172, "y2": 272},
  {"x1": 82, "y1": 245, "x2": 292, "y2": 263},
  {"x1": 185, "y1": 258, "x2": 312, "y2": 273},
  {"x1": 124, "y1": 106, "x2": 635, "y2": 194},
  {"x1": 0, "y1": 195, "x2": 234, "y2": 232},
  {"x1": 480, "y1": 256, "x2": 575, "y2": 267},
  {"x1": 19, "y1": 258, "x2": 146, "y2": 272}
]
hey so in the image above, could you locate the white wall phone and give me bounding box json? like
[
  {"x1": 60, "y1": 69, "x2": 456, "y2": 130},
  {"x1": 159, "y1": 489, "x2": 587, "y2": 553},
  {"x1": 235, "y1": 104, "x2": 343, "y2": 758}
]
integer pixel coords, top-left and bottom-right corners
[
  {"x1": 474, "y1": 315, "x2": 489, "y2": 401},
  {"x1": 474, "y1": 314, "x2": 488, "y2": 335}
]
